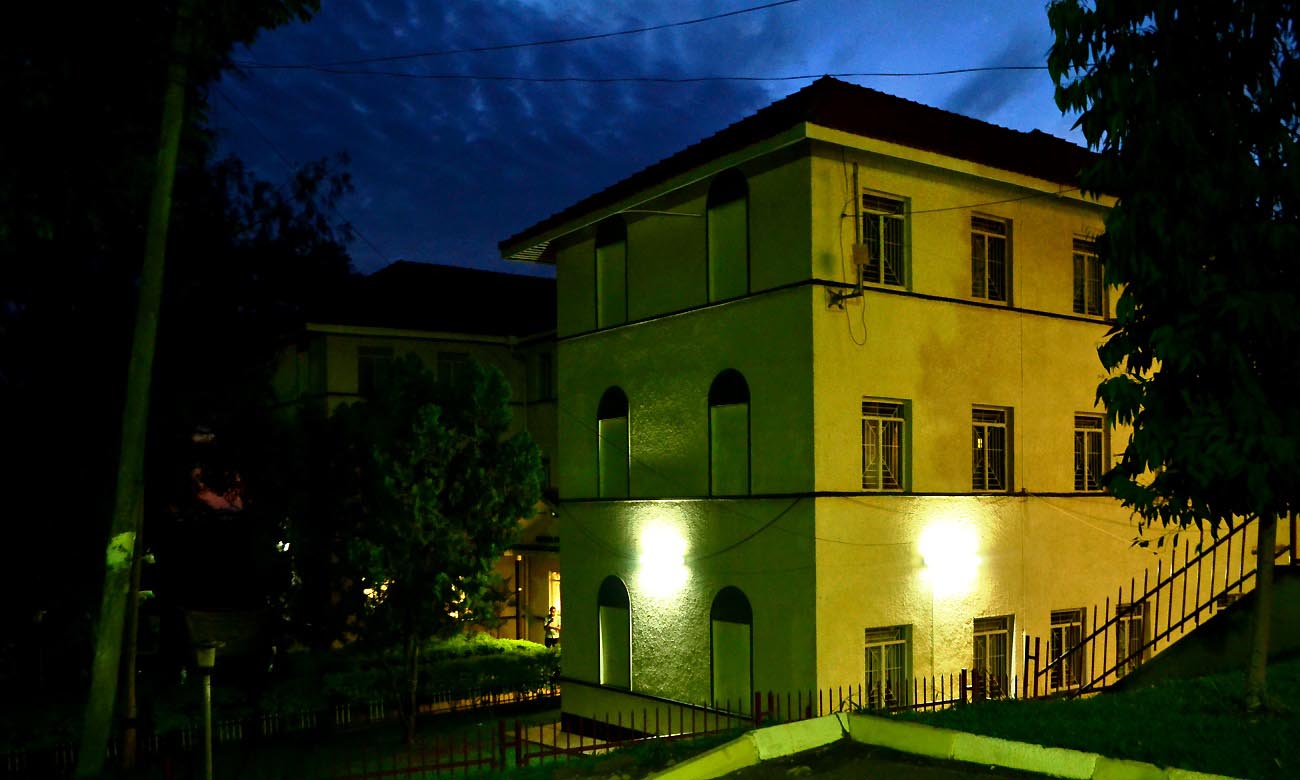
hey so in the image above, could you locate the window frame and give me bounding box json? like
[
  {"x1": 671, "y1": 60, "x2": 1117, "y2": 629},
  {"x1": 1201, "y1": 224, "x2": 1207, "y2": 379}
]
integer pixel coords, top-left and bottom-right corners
[
  {"x1": 972, "y1": 615, "x2": 1013, "y2": 700},
  {"x1": 1072, "y1": 237, "x2": 1106, "y2": 317},
  {"x1": 864, "y1": 625, "x2": 912, "y2": 709},
  {"x1": 970, "y1": 215, "x2": 1011, "y2": 303},
  {"x1": 1048, "y1": 608, "x2": 1086, "y2": 691},
  {"x1": 861, "y1": 399, "x2": 907, "y2": 492},
  {"x1": 1073, "y1": 414, "x2": 1107, "y2": 492},
  {"x1": 1114, "y1": 603, "x2": 1147, "y2": 678},
  {"x1": 858, "y1": 192, "x2": 908, "y2": 287},
  {"x1": 972, "y1": 406, "x2": 1012, "y2": 492},
  {"x1": 436, "y1": 351, "x2": 470, "y2": 387}
]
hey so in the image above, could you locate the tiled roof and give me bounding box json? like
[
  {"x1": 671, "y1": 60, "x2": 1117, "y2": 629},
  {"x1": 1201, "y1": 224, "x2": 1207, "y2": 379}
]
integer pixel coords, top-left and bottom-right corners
[
  {"x1": 500, "y1": 76, "x2": 1096, "y2": 257},
  {"x1": 314, "y1": 261, "x2": 555, "y2": 338}
]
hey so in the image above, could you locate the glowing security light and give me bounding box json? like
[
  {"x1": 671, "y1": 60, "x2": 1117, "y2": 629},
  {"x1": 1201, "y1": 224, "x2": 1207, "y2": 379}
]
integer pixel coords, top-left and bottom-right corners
[
  {"x1": 638, "y1": 523, "x2": 688, "y2": 597},
  {"x1": 918, "y1": 520, "x2": 980, "y2": 598}
]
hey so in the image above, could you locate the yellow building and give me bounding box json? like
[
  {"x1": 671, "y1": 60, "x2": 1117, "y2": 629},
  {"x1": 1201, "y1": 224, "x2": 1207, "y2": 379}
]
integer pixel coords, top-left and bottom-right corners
[
  {"x1": 501, "y1": 78, "x2": 1272, "y2": 729},
  {"x1": 274, "y1": 260, "x2": 563, "y2": 643}
]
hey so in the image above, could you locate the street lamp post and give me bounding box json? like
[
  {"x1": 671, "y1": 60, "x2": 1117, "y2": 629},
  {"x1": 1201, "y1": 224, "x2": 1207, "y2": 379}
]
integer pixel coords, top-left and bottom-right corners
[{"x1": 194, "y1": 640, "x2": 223, "y2": 780}]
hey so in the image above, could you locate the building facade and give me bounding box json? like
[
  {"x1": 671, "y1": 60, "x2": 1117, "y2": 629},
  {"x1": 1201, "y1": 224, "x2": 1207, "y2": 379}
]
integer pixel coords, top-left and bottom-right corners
[
  {"x1": 273, "y1": 261, "x2": 563, "y2": 643},
  {"x1": 500, "y1": 78, "x2": 1257, "y2": 725}
]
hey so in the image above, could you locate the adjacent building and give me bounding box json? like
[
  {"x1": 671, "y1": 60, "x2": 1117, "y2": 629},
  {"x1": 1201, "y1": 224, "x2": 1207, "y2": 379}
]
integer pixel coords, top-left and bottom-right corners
[
  {"x1": 498, "y1": 77, "x2": 1249, "y2": 726},
  {"x1": 274, "y1": 260, "x2": 562, "y2": 643}
]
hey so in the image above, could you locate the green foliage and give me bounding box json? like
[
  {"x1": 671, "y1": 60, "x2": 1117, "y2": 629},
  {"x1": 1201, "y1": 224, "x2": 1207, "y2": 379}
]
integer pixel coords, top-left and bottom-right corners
[
  {"x1": 1047, "y1": 0, "x2": 1300, "y2": 532},
  {"x1": 326, "y1": 356, "x2": 543, "y2": 646},
  {"x1": 900, "y1": 655, "x2": 1300, "y2": 779}
]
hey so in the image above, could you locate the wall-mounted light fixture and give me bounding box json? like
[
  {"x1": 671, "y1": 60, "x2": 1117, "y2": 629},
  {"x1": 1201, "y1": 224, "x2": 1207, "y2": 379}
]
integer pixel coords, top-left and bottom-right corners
[
  {"x1": 918, "y1": 519, "x2": 980, "y2": 598},
  {"x1": 638, "y1": 523, "x2": 689, "y2": 597}
]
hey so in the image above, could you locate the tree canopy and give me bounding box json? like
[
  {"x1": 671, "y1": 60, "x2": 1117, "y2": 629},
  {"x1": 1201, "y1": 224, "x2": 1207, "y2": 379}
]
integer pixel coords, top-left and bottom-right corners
[
  {"x1": 319, "y1": 355, "x2": 543, "y2": 741},
  {"x1": 1048, "y1": 0, "x2": 1299, "y2": 708}
]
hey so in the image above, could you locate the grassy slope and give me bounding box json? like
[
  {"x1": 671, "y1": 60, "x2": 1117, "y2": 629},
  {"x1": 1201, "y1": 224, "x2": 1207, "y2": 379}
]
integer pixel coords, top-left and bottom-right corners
[{"x1": 898, "y1": 657, "x2": 1300, "y2": 780}]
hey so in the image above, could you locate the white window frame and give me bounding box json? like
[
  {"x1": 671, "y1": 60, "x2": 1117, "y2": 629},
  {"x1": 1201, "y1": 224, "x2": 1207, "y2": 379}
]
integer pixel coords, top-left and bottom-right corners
[
  {"x1": 1114, "y1": 603, "x2": 1146, "y2": 678},
  {"x1": 1074, "y1": 414, "x2": 1107, "y2": 492},
  {"x1": 862, "y1": 399, "x2": 906, "y2": 491},
  {"x1": 864, "y1": 625, "x2": 911, "y2": 709},
  {"x1": 1072, "y1": 237, "x2": 1105, "y2": 316},
  {"x1": 859, "y1": 193, "x2": 907, "y2": 287},
  {"x1": 972, "y1": 615, "x2": 1013, "y2": 700},
  {"x1": 971, "y1": 215, "x2": 1010, "y2": 303},
  {"x1": 1048, "y1": 608, "x2": 1085, "y2": 691},
  {"x1": 972, "y1": 407, "x2": 1011, "y2": 492}
]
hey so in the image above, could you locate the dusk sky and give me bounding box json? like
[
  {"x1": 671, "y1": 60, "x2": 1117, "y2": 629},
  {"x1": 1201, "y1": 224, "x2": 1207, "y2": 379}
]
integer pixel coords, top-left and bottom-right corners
[{"x1": 211, "y1": 0, "x2": 1085, "y2": 276}]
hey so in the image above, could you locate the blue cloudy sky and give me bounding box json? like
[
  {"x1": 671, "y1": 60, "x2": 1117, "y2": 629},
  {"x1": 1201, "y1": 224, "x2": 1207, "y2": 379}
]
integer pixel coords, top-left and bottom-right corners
[{"x1": 211, "y1": 0, "x2": 1084, "y2": 275}]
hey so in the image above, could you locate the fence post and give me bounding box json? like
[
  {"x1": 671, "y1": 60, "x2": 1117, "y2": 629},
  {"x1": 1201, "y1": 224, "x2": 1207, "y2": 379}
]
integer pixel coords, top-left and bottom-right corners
[
  {"x1": 1021, "y1": 634, "x2": 1031, "y2": 699},
  {"x1": 753, "y1": 692, "x2": 762, "y2": 728},
  {"x1": 959, "y1": 669, "x2": 968, "y2": 706},
  {"x1": 1032, "y1": 637, "x2": 1041, "y2": 698}
]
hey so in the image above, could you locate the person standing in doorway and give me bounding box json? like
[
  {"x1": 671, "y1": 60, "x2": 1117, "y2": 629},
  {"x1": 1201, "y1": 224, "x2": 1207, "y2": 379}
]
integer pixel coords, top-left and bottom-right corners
[{"x1": 544, "y1": 606, "x2": 561, "y2": 648}]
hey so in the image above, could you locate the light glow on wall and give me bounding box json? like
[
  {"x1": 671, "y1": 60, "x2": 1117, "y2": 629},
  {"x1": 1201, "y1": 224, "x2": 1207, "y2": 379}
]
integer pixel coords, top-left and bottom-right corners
[
  {"x1": 638, "y1": 522, "x2": 689, "y2": 597},
  {"x1": 919, "y1": 519, "x2": 980, "y2": 598}
]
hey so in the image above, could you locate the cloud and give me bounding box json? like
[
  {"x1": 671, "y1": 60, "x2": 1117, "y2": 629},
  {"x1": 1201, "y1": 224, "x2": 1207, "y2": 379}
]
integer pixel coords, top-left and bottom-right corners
[{"x1": 943, "y1": 24, "x2": 1047, "y2": 122}]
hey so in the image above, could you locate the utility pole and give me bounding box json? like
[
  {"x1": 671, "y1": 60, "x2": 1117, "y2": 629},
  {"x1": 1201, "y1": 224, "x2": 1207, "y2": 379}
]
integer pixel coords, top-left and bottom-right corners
[{"x1": 75, "y1": 4, "x2": 190, "y2": 777}]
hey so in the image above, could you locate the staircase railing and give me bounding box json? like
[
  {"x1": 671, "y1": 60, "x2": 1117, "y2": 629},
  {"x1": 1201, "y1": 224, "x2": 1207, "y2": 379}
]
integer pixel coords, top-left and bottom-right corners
[{"x1": 1022, "y1": 514, "x2": 1296, "y2": 698}]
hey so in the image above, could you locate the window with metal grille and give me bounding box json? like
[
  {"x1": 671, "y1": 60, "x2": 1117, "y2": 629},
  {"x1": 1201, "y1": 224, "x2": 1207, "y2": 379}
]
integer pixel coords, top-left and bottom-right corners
[
  {"x1": 1074, "y1": 414, "x2": 1106, "y2": 491},
  {"x1": 971, "y1": 216, "x2": 1009, "y2": 302},
  {"x1": 1072, "y1": 238, "x2": 1104, "y2": 316},
  {"x1": 860, "y1": 193, "x2": 906, "y2": 286},
  {"x1": 864, "y1": 625, "x2": 911, "y2": 709},
  {"x1": 972, "y1": 616, "x2": 1012, "y2": 699},
  {"x1": 1114, "y1": 603, "x2": 1146, "y2": 678},
  {"x1": 972, "y1": 407, "x2": 1010, "y2": 491},
  {"x1": 1049, "y1": 609, "x2": 1085, "y2": 690},
  {"x1": 862, "y1": 400, "x2": 905, "y2": 491}
]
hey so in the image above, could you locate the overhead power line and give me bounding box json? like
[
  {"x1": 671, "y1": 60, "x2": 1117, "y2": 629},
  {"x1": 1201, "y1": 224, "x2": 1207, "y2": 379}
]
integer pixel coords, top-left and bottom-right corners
[
  {"x1": 236, "y1": 65, "x2": 1050, "y2": 83},
  {"x1": 235, "y1": 0, "x2": 810, "y2": 69}
]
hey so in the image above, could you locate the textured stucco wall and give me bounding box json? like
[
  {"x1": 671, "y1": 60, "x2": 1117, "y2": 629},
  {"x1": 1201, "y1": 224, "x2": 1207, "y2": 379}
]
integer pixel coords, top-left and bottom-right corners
[
  {"x1": 557, "y1": 286, "x2": 815, "y2": 501},
  {"x1": 810, "y1": 495, "x2": 1243, "y2": 689},
  {"x1": 552, "y1": 144, "x2": 811, "y2": 341},
  {"x1": 560, "y1": 498, "x2": 817, "y2": 705}
]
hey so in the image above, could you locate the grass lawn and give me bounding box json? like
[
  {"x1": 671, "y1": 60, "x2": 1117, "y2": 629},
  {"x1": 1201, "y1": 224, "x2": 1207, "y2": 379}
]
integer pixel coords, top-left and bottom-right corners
[{"x1": 897, "y1": 655, "x2": 1300, "y2": 779}]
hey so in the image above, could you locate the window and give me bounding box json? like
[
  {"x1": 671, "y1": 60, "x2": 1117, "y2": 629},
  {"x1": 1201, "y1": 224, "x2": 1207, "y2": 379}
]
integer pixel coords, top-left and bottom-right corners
[
  {"x1": 597, "y1": 387, "x2": 629, "y2": 497},
  {"x1": 859, "y1": 193, "x2": 906, "y2": 286},
  {"x1": 1114, "y1": 603, "x2": 1146, "y2": 678},
  {"x1": 1072, "y1": 238, "x2": 1105, "y2": 316},
  {"x1": 709, "y1": 370, "x2": 750, "y2": 495},
  {"x1": 1049, "y1": 609, "x2": 1085, "y2": 691},
  {"x1": 862, "y1": 400, "x2": 906, "y2": 491},
  {"x1": 971, "y1": 216, "x2": 1009, "y2": 302},
  {"x1": 598, "y1": 576, "x2": 631, "y2": 689},
  {"x1": 707, "y1": 170, "x2": 749, "y2": 302},
  {"x1": 972, "y1": 615, "x2": 1012, "y2": 700},
  {"x1": 711, "y1": 586, "x2": 753, "y2": 713},
  {"x1": 864, "y1": 625, "x2": 911, "y2": 709},
  {"x1": 437, "y1": 351, "x2": 470, "y2": 387},
  {"x1": 1074, "y1": 414, "x2": 1106, "y2": 491},
  {"x1": 356, "y1": 346, "x2": 394, "y2": 397},
  {"x1": 596, "y1": 219, "x2": 627, "y2": 328},
  {"x1": 972, "y1": 407, "x2": 1011, "y2": 491}
]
